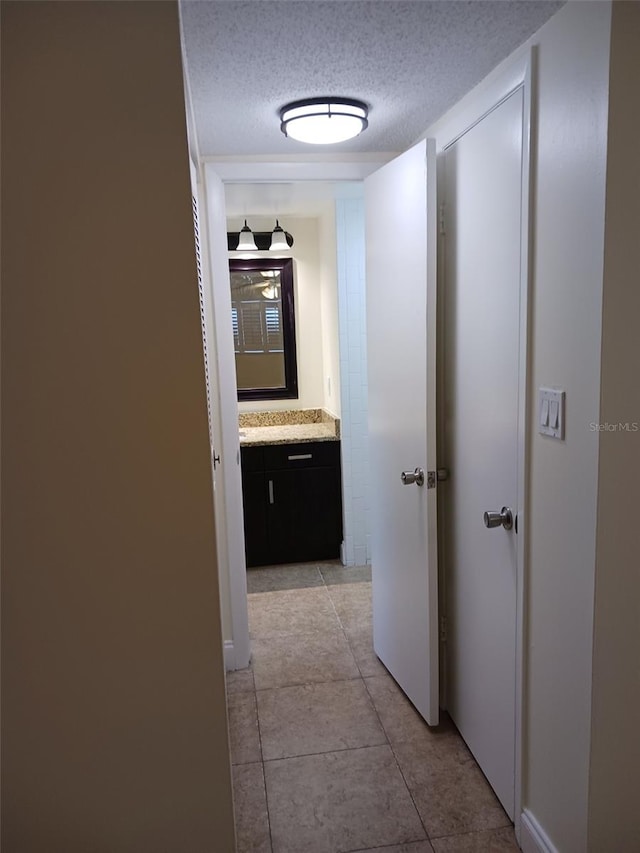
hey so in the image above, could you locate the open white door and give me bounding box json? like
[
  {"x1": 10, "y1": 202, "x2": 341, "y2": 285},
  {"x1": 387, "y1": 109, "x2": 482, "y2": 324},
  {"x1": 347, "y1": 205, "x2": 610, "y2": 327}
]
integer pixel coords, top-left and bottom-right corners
[{"x1": 365, "y1": 140, "x2": 439, "y2": 725}]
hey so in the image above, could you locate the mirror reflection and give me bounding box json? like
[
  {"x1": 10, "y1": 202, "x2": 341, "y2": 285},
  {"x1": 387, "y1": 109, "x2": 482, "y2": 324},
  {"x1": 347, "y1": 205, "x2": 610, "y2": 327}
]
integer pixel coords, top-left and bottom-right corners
[{"x1": 229, "y1": 258, "x2": 298, "y2": 401}]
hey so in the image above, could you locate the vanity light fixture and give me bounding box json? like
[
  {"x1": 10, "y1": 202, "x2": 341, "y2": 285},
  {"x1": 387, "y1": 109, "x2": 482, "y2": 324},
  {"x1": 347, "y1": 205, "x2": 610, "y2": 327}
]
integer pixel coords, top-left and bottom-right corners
[
  {"x1": 279, "y1": 97, "x2": 368, "y2": 145},
  {"x1": 236, "y1": 219, "x2": 257, "y2": 251},
  {"x1": 269, "y1": 220, "x2": 289, "y2": 251}
]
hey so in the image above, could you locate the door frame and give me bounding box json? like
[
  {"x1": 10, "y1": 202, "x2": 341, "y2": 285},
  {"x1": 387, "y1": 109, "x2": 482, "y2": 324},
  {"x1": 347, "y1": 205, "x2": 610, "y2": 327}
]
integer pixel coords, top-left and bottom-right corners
[
  {"x1": 201, "y1": 160, "x2": 386, "y2": 672},
  {"x1": 199, "y1": 163, "x2": 251, "y2": 671},
  {"x1": 429, "y1": 48, "x2": 534, "y2": 839}
]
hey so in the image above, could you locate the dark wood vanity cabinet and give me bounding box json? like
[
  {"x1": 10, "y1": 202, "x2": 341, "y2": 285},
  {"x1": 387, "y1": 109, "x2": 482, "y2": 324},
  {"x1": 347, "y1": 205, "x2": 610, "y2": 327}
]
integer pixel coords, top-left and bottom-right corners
[{"x1": 240, "y1": 441, "x2": 343, "y2": 567}]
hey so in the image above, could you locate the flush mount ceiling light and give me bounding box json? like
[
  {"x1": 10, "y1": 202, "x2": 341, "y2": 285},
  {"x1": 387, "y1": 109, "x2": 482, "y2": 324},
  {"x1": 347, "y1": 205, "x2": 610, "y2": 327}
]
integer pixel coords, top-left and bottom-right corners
[
  {"x1": 236, "y1": 220, "x2": 257, "y2": 251},
  {"x1": 260, "y1": 269, "x2": 279, "y2": 298},
  {"x1": 279, "y1": 98, "x2": 368, "y2": 145},
  {"x1": 261, "y1": 283, "x2": 279, "y2": 300}
]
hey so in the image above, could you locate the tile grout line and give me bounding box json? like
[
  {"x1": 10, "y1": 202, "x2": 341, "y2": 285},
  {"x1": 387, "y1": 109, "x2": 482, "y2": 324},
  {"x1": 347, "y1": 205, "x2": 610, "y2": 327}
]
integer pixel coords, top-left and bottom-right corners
[
  {"x1": 320, "y1": 571, "x2": 402, "y2": 769},
  {"x1": 343, "y1": 840, "x2": 431, "y2": 853},
  {"x1": 359, "y1": 646, "x2": 434, "y2": 847},
  {"x1": 249, "y1": 567, "x2": 365, "y2": 693},
  {"x1": 319, "y1": 566, "x2": 374, "y2": 683},
  {"x1": 258, "y1": 760, "x2": 275, "y2": 853},
  {"x1": 254, "y1": 674, "x2": 364, "y2": 691},
  {"x1": 243, "y1": 566, "x2": 516, "y2": 850},
  {"x1": 247, "y1": 577, "x2": 285, "y2": 853},
  {"x1": 252, "y1": 671, "x2": 275, "y2": 853},
  {"x1": 322, "y1": 576, "x2": 374, "y2": 694},
  {"x1": 261, "y1": 742, "x2": 391, "y2": 765},
  {"x1": 250, "y1": 563, "x2": 419, "y2": 853},
  {"x1": 385, "y1": 735, "x2": 434, "y2": 846},
  {"x1": 321, "y1": 571, "x2": 434, "y2": 849},
  {"x1": 254, "y1": 674, "x2": 369, "y2": 695},
  {"x1": 427, "y1": 823, "x2": 514, "y2": 842}
]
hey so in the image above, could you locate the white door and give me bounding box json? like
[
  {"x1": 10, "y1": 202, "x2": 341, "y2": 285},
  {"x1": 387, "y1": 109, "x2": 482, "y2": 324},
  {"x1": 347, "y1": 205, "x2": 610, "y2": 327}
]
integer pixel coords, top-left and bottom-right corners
[
  {"x1": 443, "y1": 88, "x2": 524, "y2": 817},
  {"x1": 365, "y1": 140, "x2": 439, "y2": 725}
]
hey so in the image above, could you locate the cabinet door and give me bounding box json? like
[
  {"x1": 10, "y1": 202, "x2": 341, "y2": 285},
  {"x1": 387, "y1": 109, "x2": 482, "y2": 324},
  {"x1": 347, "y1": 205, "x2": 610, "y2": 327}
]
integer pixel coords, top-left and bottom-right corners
[
  {"x1": 241, "y1": 470, "x2": 269, "y2": 567},
  {"x1": 266, "y1": 466, "x2": 342, "y2": 564}
]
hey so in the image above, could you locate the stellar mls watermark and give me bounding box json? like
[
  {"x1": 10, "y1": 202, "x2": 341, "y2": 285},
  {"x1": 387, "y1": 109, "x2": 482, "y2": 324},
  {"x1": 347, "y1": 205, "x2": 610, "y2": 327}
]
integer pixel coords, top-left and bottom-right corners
[{"x1": 589, "y1": 421, "x2": 639, "y2": 432}]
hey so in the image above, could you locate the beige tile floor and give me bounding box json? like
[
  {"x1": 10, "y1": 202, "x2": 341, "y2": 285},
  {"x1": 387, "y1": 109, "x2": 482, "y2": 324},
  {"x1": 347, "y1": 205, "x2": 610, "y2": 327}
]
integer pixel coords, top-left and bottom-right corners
[{"x1": 226, "y1": 562, "x2": 520, "y2": 853}]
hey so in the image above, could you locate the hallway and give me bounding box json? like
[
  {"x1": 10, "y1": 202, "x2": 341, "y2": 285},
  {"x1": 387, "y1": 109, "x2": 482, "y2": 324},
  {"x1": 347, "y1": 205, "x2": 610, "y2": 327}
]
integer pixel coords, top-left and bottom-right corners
[{"x1": 226, "y1": 563, "x2": 519, "y2": 852}]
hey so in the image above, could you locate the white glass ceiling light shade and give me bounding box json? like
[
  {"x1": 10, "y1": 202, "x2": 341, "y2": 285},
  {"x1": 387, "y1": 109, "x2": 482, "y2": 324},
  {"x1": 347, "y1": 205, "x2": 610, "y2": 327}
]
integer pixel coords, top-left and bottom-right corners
[
  {"x1": 270, "y1": 220, "x2": 289, "y2": 251},
  {"x1": 279, "y1": 98, "x2": 368, "y2": 145},
  {"x1": 236, "y1": 220, "x2": 257, "y2": 251},
  {"x1": 262, "y1": 283, "x2": 279, "y2": 300},
  {"x1": 260, "y1": 269, "x2": 279, "y2": 299}
]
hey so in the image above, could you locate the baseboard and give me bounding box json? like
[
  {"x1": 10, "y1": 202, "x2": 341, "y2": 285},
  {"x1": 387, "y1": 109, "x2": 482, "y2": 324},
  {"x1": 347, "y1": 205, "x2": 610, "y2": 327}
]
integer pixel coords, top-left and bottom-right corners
[
  {"x1": 520, "y1": 809, "x2": 558, "y2": 853},
  {"x1": 223, "y1": 639, "x2": 235, "y2": 671}
]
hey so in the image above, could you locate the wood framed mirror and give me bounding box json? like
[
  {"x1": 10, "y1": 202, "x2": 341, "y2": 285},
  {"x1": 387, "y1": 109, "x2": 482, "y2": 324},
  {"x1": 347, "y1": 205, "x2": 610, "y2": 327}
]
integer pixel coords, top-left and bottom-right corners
[{"x1": 229, "y1": 257, "x2": 298, "y2": 401}]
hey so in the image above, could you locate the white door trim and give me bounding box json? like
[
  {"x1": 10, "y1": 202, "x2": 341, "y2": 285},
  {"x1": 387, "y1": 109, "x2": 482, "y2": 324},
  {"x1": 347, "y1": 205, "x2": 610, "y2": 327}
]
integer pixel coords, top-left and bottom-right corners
[
  {"x1": 433, "y1": 48, "x2": 534, "y2": 841},
  {"x1": 201, "y1": 164, "x2": 251, "y2": 671},
  {"x1": 204, "y1": 157, "x2": 390, "y2": 182},
  {"x1": 202, "y1": 160, "x2": 373, "y2": 671},
  {"x1": 520, "y1": 808, "x2": 559, "y2": 853}
]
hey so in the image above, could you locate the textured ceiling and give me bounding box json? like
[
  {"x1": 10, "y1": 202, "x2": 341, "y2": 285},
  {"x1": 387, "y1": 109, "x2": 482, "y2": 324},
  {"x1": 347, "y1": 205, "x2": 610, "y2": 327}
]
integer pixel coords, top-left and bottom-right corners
[{"x1": 180, "y1": 0, "x2": 563, "y2": 157}]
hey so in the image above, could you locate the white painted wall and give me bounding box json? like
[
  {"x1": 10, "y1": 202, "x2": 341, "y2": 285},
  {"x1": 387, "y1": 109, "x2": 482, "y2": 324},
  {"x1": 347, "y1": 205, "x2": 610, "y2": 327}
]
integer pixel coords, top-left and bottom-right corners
[
  {"x1": 423, "y1": 2, "x2": 613, "y2": 850},
  {"x1": 336, "y1": 195, "x2": 372, "y2": 566},
  {"x1": 525, "y1": 7, "x2": 610, "y2": 850},
  {"x1": 228, "y1": 214, "x2": 340, "y2": 416},
  {"x1": 588, "y1": 3, "x2": 640, "y2": 849},
  {"x1": 318, "y1": 203, "x2": 341, "y2": 417}
]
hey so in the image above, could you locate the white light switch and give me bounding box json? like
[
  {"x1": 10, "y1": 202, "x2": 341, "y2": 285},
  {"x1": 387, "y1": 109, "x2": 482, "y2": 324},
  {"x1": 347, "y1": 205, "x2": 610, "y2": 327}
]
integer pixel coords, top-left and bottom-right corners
[
  {"x1": 541, "y1": 398, "x2": 549, "y2": 427},
  {"x1": 539, "y1": 387, "x2": 565, "y2": 439}
]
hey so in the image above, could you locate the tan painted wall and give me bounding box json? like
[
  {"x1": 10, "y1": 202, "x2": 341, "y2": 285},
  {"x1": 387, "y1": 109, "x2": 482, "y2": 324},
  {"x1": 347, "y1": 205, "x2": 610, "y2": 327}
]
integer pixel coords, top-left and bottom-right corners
[
  {"x1": 1, "y1": 2, "x2": 235, "y2": 850},
  {"x1": 588, "y1": 3, "x2": 640, "y2": 849}
]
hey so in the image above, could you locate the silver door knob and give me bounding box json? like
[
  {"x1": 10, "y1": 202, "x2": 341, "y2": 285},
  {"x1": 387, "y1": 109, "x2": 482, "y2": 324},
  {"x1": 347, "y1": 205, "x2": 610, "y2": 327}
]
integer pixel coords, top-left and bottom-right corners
[
  {"x1": 483, "y1": 507, "x2": 513, "y2": 530},
  {"x1": 401, "y1": 468, "x2": 425, "y2": 487}
]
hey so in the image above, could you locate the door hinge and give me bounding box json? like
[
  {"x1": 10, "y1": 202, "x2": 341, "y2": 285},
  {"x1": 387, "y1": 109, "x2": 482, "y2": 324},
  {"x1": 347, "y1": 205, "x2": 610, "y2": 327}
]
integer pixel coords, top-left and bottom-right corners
[
  {"x1": 440, "y1": 615, "x2": 447, "y2": 643},
  {"x1": 427, "y1": 469, "x2": 449, "y2": 488},
  {"x1": 439, "y1": 203, "x2": 446, "y2": 236},
  {"x1": 213, "y1": 451, "x2": 221, "y2": 469}
]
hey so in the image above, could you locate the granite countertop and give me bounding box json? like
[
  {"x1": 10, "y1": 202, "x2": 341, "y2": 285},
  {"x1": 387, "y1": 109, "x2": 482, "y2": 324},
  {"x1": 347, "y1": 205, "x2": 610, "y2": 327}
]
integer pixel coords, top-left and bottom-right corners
[{"x1": 239, "y1": 408, "x2": 340, "y2": 446}]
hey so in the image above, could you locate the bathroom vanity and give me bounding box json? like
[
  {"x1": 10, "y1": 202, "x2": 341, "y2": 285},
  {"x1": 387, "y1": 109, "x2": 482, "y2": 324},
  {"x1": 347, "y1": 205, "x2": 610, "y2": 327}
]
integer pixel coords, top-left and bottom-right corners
[{"x1": 239, "y1": 410, "x2": 342, "y2": 567}]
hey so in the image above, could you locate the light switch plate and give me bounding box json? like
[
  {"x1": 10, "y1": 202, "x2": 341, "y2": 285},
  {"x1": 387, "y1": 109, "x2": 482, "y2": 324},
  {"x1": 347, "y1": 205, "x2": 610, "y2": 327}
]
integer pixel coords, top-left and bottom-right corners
[{"x1": 539, "y1": 387, "x2": 565, "y2": 439}]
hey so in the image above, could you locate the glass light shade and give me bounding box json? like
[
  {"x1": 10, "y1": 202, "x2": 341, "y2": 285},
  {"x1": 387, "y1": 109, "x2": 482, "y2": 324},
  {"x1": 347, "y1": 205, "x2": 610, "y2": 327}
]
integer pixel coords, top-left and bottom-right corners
[
  {"x1": 262, "y1": 283, "x2": 279, "y2": 300},
  {"x1": 270, "y1": 220, "x2": 289, "y2": 251},
  {"x1": 237, "y1": 220, "x2": 257, "y2": 251},
  {"x1": 280, "y1": 99, "x2": 368, "y2": 145}
]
